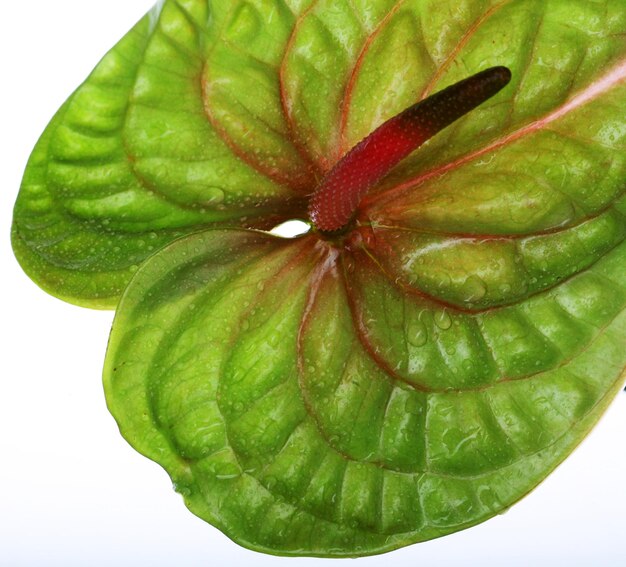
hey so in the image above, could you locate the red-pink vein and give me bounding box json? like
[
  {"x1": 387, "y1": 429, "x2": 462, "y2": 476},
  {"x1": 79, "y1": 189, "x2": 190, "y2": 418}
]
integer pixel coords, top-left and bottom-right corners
[
  {"x1": 419, "y1": 1, "x2": 510, "y2": 100},
  {"x1": 279, "y1": 0, "x2": 325, "y2": 180},
  {"x1": 201, "y1": 61, "x2": 312, "y2": 192},
  {"x1": 336, "y1": 0, "x2": 407, "y2": 161}
]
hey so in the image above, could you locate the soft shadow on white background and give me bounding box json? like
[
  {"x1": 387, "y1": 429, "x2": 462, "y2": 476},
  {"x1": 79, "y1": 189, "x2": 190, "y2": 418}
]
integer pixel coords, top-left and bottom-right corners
[{"x1": 1, "y1": 2, "x2": 624, "y2": 565}]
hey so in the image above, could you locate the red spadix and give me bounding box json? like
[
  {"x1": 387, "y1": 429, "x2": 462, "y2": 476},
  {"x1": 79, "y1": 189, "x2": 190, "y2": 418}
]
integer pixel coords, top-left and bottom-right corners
[{"x1": 308, "y1": 66, "x2": 512, "y2": 232}]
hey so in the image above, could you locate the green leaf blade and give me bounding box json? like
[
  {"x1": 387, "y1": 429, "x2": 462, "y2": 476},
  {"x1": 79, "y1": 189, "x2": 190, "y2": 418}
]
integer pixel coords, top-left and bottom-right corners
[
  {"x1": 103, "y1": 229, "x2": 402, "y2": 556},
  {"x1": 104, "y1": 226, "x2": 626, "y2": 556},
  {"x1": 15, "y1": 0, "x2": 626, "y2": 556},
  {"x1": 12, "y1": 0, "x2": 308, "y2": 307}
]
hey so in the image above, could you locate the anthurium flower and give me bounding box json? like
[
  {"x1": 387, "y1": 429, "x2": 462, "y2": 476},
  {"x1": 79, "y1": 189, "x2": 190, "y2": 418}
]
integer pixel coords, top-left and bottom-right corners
[{"x1": 12, "y1": 0, "x2": 626, "y2": 558}]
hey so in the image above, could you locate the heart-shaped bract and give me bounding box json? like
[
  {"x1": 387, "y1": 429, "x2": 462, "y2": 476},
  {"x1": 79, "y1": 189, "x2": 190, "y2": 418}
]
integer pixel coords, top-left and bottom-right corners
[{"x1": 12, "y1": 0, "x2": 626, "y2": 558}]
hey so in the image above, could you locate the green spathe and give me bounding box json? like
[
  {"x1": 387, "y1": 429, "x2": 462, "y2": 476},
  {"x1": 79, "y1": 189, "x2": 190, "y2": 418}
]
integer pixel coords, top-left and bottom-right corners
[{"x1": 12, "y1": 0, "x2": 626, "y2": 558}]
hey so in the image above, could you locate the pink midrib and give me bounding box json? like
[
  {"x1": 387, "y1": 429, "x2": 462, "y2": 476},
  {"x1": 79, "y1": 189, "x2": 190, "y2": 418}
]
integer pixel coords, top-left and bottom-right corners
[{"x1": 364, "y1": 58, "x2": 626, "y2": 211}]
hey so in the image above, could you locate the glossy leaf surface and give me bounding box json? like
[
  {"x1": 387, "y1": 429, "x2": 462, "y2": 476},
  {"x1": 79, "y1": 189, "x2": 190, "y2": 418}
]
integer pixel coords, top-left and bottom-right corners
[
  {"x1": 105, "y1": 228, "x2": 626, "y2": 556},
  {"x1": 13, "y1": 0, "x2": 626, "y2": 557},
  {"x1": 13, "y1": 0, "x2": 626, "y2": 307}
]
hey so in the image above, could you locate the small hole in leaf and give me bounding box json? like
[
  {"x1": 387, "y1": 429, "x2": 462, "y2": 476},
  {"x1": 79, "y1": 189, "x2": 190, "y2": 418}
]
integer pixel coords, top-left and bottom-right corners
[{"x1": 270, "y1": 220, "x2": 311, "y2": 238}]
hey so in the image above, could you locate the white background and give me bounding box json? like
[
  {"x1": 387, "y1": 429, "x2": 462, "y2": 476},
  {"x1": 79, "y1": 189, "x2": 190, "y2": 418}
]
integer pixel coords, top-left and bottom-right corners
[{"x1": 1, "y1": 1, "x2": 625, "y2": 565}]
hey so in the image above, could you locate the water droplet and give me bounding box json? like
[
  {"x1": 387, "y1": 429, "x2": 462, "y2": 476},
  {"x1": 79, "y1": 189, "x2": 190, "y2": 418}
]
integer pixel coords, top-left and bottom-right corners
[
  {"x1": 408, "y1": 317, "x2": 428, "y2": 346},
  {"x1": 460, "y1": 275, "x2": 487, "y2": 302},
  {"x1": 215, "y1": 472, "x2": 240, "y2": 481},
  {"x1": 435, "y1": 270, "x2": 452, "y2": 289},
  {"x1": 499, "y1": 283, "x2": 512, "y2": 294},
  {"x1": 344, "y1": 256, "x2": 356, "y2": 274},
  {"x1": 201, "y1": 187, "x2": 225, "y2": 207},
  {"x1": 434, "y1": 310, "x2": 452, "y2": 330}
]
